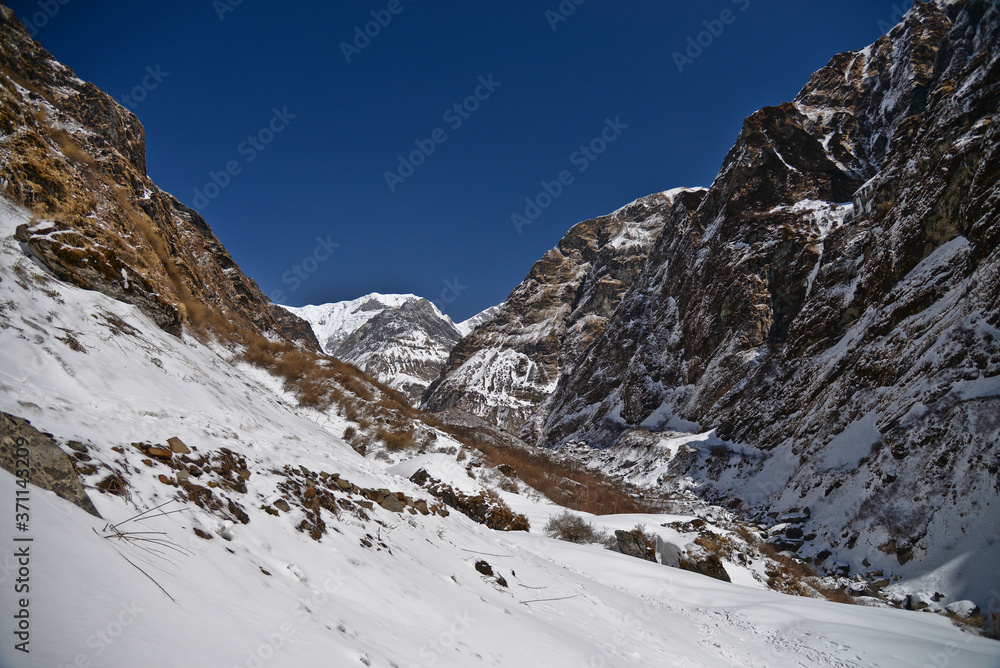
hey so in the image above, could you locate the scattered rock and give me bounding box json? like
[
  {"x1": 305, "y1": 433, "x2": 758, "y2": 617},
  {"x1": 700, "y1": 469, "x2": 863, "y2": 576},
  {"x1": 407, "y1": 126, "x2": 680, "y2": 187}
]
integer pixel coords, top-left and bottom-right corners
[
  {"x1": 66, "y1": 440, "x2": 88, "y2": 453},
  {"x1": 615, "y1": 529, "x2": 656, "y2": 562},
  {"x1": 0, "y1": 412, "x2": 100, "y2": 517},
  {"x1": 944, "y1": 600, "x2": 980, "y2": 619},
  {"x1": 273, "y1": 498, "x2": 290, "y2": 513},
  {"x1": 167, "y1": 436, "x2": 190, "y2": 454}
]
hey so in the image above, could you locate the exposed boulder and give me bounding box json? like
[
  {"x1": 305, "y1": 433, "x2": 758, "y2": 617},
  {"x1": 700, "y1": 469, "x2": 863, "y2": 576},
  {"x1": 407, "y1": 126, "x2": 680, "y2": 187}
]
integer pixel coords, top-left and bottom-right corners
[
  {"x1": 614, "y1": 528, "x2": 656, "y2": 562},
  {"x1": 0, "y1": 412, "x2": 100, "y2": 517}
]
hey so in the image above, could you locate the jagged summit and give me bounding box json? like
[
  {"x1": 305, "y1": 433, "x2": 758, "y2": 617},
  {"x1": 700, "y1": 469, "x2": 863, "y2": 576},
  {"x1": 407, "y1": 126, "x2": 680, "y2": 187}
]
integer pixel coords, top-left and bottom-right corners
[
  {"x1": 285, "y1": 294, "x2": 502, "y2": 404},
  {"x1": 422, "y1": 190, "x2": 699, "y2": 435}
]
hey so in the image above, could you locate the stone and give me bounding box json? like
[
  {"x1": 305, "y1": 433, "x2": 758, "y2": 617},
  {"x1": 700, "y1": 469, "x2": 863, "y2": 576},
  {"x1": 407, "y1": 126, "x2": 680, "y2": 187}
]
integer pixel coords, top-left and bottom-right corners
[
  {"x1": 615, "y1": 529, "x2": 656, "y2": 562},
  {"x1": 167, "y1": 436, "x2": 190, "y2": 454},
  {"x1": 148, "y1": 446, "x2": 173, "y2": 459},
  {"x1": 680, "y1": 554, "x2": 731, "y2": 583},
  {"x1": 273, "y1": 499, "x2": 290, "y2": 513},
  {"x1": 0, "y1": 412, "x2": 100, "y2": 517},
  {"x1": 944, "y1": 600, "x2": 979, "y2": 619},
  {"x1": 655, "y1": 536, "x2": 683, "y2": 568},
  {"x1": 377, "y1": 494, "x2": 405, "y2": 513}
]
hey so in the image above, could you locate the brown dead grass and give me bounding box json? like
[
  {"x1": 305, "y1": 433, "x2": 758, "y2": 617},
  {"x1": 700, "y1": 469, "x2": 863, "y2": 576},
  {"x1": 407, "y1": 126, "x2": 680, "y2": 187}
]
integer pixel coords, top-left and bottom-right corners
[{"x1": 440, "y1": 424, "x2": 650, "y2": 516}]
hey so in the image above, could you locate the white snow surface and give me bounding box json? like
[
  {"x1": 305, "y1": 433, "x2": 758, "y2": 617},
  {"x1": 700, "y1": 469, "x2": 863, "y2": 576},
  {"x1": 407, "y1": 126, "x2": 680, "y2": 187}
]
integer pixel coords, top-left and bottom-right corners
[{"x1": 1, "y1": 195, "x2": 998, "y2": 667}]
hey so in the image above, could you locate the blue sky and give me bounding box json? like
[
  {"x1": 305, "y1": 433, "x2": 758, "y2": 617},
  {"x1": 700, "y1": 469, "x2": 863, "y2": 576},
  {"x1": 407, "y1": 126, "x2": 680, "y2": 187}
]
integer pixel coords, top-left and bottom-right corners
[{"x1": 7, "y1": 0, "x2": 912, "y2": 320}]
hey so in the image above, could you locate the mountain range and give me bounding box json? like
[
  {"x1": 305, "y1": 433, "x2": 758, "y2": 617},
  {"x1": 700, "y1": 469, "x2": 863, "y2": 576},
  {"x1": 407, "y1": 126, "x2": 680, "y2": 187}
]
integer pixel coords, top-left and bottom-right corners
[{"x1": 1, "y1": 1, "x2": 999, "y2": 665}]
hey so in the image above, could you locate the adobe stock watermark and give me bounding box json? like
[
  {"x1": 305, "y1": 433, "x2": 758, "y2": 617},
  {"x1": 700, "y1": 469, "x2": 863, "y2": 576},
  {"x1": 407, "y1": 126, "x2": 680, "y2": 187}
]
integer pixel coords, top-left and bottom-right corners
[
  {"x1": 192, "y1": 106, "x2": 296, "y2": 211},
  {"x1": 546, "y1": 0, "x2": 585, "y2": 31},
  {"x1": 511, "y1": 116, "x2": 628, "y2": 234},
  {"x1": 407, "y1": 611, "x2": 475, "y2": 667},
  {"x1": 672, "y1": 0, "x2": 751, "y2": 74},
  {"x1": 229, "y1": 571, "x2": 346, "y2": 668},
  {"x1": 588, "y1": 582, "x2": 681, "y2": 667},
  {"x1": 56, "y1": 600, "x2": 144, "y2": 668},
  {"x1": 213, "y1": 0, "x2": 245, "y2": 22},
  {"x1": 919, "y1": 588, "x2": 999, "y2": 668},
  {"x1": 17, "y1": 0, "x2": 71, "y2": 38},
  {"x1": 383, "y1": 74, "x2": 501, "y2": 192},
  {"x1": 430, "y1": 277, "x2": 466, "y2": 314},
  {"x1": 118, "y1": 65, "x2": 169, "y2": 111},
  {"x1": 341, "y1": 0, "x2": 417, "y2": 63},
  {"x1": 267, "y1": 236, "x2": 340, "y2": 304},
  {"x1": 876, "y1": 3, "x2": 909, "y2": 35}
]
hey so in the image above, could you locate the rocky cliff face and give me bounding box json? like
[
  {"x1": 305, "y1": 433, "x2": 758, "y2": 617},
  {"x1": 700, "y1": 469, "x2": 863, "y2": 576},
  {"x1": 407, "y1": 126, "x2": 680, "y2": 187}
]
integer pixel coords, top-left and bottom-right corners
[
  {"x1": 0, "y1": 7, "x2": 315, "y2": 347},
  {"x1": 422, "y1": 190, "x2": 698, "y2": 435},
  {"x1": 533, "y1": 0, "x2": 999, "y2": 596}
]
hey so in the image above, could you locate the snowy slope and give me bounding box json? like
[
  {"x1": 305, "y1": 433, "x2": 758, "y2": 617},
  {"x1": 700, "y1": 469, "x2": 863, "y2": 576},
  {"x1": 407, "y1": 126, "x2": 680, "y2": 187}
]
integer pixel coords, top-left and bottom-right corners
[
  {"x1": 3, "y1": 194, "x2": 998, "y2": 667},
  {"x1": 455, "y1": 303, "x2": 504, "y2": 337}
]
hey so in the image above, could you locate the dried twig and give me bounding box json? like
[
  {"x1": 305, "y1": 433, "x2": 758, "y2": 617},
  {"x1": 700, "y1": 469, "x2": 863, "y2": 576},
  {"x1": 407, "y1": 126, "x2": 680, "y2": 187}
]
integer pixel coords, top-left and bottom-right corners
[{"x1": 519, "y1": 595, "x2": 579, "y2": 605}]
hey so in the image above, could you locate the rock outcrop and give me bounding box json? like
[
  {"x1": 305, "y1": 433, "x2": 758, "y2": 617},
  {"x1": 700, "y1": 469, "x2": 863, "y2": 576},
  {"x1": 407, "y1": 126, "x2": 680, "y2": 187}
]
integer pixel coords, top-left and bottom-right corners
[
  {"x1": 423, "y1": 190, "x2": 699, "y2": 436},
  {"x1": 0, "y1": 412, "x2": 100, "y2": 517},
  {"x1": 0, "y1": 7, "x2": 316, "y2": 346}
]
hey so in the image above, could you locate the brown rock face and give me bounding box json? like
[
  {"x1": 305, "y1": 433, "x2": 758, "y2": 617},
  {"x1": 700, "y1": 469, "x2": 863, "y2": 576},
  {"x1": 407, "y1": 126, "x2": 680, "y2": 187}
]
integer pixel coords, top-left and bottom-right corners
[
  {"x1": 423, "y1": 191, "x2": 698, "y2": 436},
  {"x1": 0, "y1": 9, "x2": 317, "y2": 347}
]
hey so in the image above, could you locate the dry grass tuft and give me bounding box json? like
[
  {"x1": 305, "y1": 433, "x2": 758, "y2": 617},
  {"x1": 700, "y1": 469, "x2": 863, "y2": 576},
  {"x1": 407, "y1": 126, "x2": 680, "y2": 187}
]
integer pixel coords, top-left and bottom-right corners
[{"x1": 439, "y1": 424, "x2": 650, "y2": 516}]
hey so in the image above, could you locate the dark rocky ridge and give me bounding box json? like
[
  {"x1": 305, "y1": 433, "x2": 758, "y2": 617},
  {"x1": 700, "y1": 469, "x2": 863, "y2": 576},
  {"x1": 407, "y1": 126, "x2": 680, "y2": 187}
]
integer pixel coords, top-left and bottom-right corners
[
  {"x1": 426, "y1": 0, "x2": 1000, "y2": 598},
  {"x1": 423, "y1": 191, "x2": 693, "y2": 435},
  {"x1": 535, "y1": 0, "x2": 999, "y2": 593},
  {"x1": 0, "y1": 7, "x2": 317, "y2": 349}
]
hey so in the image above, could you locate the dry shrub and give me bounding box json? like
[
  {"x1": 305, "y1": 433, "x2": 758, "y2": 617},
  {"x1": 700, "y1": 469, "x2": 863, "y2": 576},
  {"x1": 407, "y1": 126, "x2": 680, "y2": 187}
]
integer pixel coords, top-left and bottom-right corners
[
  {"x1": 544, "y1": 511, "x2": 611, "y2": 545},
  {"x1": 377, "y1": 428, "x2": 412, "y2": 452},
  {"x1": 439, "y1": 424, "x2": 649, "y2": 516},
  {"x1": 96, "y1": 470, "x2": 129, "y2": 499}
]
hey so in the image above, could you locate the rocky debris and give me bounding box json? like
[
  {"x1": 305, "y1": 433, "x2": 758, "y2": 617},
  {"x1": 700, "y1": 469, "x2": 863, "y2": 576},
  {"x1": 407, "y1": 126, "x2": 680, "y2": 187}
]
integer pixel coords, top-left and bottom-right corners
[
  {"x1": 0, "y1": 412, "x2": 100, "y2": 517},
  {"x1": 408, "y1": 468, "x2": 528, "y2": 531},
  {"x1": 273, "y1": 465, "x2": 448, "y2": 541},
  {"x1": 474, "y1": 560, "x2": 509, "y2": 588},
  {"x1": 423, "y1": 191, "x2": 685, "y2": 436},
  {"x1": 615, "y1": 529, "x2": 656, "y2": 562}
]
